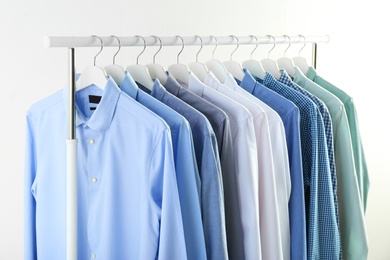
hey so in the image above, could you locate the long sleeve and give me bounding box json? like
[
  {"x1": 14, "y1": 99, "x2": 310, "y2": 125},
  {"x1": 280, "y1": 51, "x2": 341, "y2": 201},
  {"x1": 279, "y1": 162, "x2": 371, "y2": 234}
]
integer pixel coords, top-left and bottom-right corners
[
  {"x1": 333, "y1": 106, "x2": 368, "y2": 260},
  {"x1": 150, "y1": 129, "x2": 187, "y2": 260},
  {"x1": 24, "y1": 114, "x2": 37, "y2": 260}
]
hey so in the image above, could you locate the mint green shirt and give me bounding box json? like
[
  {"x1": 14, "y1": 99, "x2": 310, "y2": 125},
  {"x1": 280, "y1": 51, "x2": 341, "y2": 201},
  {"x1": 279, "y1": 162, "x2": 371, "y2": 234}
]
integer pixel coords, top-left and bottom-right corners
[
  {"x1": 306, "y1": 67, "x2": 369, "y2": 213},
  {"x1": 294, "y1": 68, "x2": 368, "y2": 260}
]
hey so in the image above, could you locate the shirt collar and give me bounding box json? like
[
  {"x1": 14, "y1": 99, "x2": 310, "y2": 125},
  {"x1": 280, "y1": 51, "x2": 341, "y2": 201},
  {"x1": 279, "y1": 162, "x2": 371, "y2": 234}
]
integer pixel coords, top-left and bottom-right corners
[
  {"x1": 164, "y1": 72, "x2": 181, "y2": 96},
  {"x1": 151, "y1": 78, "x2": 165, "y2": 100},
  {"x1": 188, "y1": 71, "x2": 206, "y2": 96},
  {"x1": 240, "y1": 69, "x2": 257, "y2": 93},
  {"x1": 263, "y1": 71, "x2": 278, "y2": 86},
  {"x1": 279, "y1": 69, "x2": 294, "y2": 85},
  {"x1": 293, "y1": 67, "x2": 308, "y2": 85},
  {"x1": 63, "y1": 76, "x2": 121, "y2": 131},
  {"x1": 305, "y1": 66, "x2": 317, "y2": 81},
  {"x1": 120, "y1": 72, "x2": 139, "y2": 100},
  {"x1": 204, "y1": 71, "x2": 221, "y2": 89},
  {"x1": 224, "y1": 73, "x2": 240, "y2": 90}
]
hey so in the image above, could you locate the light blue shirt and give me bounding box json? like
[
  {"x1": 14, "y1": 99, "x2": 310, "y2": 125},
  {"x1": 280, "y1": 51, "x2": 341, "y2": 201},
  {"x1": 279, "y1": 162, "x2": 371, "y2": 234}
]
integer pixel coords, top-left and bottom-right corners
[
  {"x1": 120, "y1": 73, "x2": 206, "y2": 260},
  {"x1": 24, "y1": 77, "x2": 186, "y2": 259},
  {"x1": 164, "y1": 73, "x2": 229, "y2": 260},
  {"x1": 239, "y1": 70, "x2": 307, "y2": 260},
  {"x1": 141, "y1": 80, "x2": 225, "y2": 260}
]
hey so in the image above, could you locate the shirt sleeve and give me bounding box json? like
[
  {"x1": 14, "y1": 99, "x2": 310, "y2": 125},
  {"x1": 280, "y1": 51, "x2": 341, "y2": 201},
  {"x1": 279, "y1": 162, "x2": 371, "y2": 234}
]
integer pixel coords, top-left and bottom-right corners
[
  {"x1": 24, "y1": 114, "x2": 37, "y2": 260},
  {"x1": 234, "y1": 116, "x2": 262, "y2": 260},
  {"x1": 149, "y1": 128, "x2": 187, "y2": 260},
  {"x1": 333, "y1": 106, "x2": 368, "y2": 260}
]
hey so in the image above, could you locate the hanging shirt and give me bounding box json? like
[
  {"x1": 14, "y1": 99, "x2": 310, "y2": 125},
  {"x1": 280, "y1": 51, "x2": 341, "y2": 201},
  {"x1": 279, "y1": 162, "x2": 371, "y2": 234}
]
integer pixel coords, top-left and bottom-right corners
[
  {"x1": 187, "y1": 72, "x2": 260, "y2": 260},
  {"x1": 24, "y1": 77, "x2": 186, "y2": 260},
  {"x1": 294, "y1": 68, "x2": 368, "y2": 260},
  {"x1": 164, "y1": 73, "x2": 230, "y2": 260},
  {"x1": 278, "y1": 69, "x2": 340, "y2": 238},
  {"x1": 224, "y1": 74, "x2": 291, "y2": 260},
  {"x1": 204, "y1": 72, "x2": 283, "y2": 260},
  {"x1": 306, "y1": 66, "x2": 369, "y2": 212},
  {"x1": 240, "y1": 70, "x2": 307, "y2": 260},
  {"x1": 120, "y1": 72, "x2": 206, "y2": 260},
  {"x1": 143, "y1": 80, "x2": 227, "y2": 259},
  {"x1": 263, "y1": 72, "x2": 340, "y2": 260}
]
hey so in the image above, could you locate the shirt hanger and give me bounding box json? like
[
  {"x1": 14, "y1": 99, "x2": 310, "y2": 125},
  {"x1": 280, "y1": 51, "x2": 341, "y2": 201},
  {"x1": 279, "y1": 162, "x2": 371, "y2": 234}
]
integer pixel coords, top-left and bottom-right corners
[
  {"x1": 76, "y1": 35, "x2": 108, "y2": 91},
  {"x1": 126, "y1": 35, "x2": 154, "y2": 90},
  {"x1": 188, "y1": 35, "x2": 209, "y2": 82},
  {"x1": 145, "y1": 35, "x2": 168, "y2": 85},
  {"x1": 242, "y1": 35, "x2": 266, "y2": 80},
  {"x1": 261, "y1": 35, "x2": 282, "y2": 79},
  {"x1": 223, "y1": 35, "x2": 245, "y2": 81},
  {"x1": 292, "y1": 35, "x2": 310, "y2": 74},
  {"x1": 104, "y1": 35, "x2": 126, "y2": 86},
  {"x1": 167, "y1": 35, "x2": 191, "y2": 85},
  {"x1": 205, "y1": 35, "x2": 229, "y2": 83},
  {"x1": 277, "y1": 35, "x2": 296, "y2": 77}
]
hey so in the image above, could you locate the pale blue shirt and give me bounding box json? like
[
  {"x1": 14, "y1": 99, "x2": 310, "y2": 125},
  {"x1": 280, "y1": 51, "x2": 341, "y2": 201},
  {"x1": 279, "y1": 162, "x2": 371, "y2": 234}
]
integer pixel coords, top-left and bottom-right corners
[
  {"x1": 24, "y1": 77, "x2": 186, "y2": 259},
  {"x1": 120, "y1": 73, "x2": 206, "y2": 260}
]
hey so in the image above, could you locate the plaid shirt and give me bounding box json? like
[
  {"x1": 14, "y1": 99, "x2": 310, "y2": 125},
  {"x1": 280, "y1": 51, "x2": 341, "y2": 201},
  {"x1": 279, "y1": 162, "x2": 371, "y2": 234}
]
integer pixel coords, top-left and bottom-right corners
[
  {"x1": 263, "y1": 72, "x2": 340, "y2": 260},
  {"x1": 278, "y1": 70, "x2": 340, "y2": 239}
]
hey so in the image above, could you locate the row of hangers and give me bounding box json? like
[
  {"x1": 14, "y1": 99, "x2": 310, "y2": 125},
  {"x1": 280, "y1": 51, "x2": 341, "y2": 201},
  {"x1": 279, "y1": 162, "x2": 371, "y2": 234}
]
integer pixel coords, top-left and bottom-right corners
[{"x1": 76, "y1": 35, "x2": 312, "y2": 92}]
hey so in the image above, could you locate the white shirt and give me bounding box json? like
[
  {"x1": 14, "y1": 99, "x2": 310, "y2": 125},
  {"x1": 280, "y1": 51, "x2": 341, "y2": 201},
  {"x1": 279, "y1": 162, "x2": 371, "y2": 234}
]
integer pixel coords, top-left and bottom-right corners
[
  {"x1": 204, "y1": 72, "x2": 283, "y2": 260},
  {"x1": 224, "y1": 74, "x2": 291, "y2": 260},
  {"x1": 187, "y1": 72, "x2": 262, "y2": 260}
]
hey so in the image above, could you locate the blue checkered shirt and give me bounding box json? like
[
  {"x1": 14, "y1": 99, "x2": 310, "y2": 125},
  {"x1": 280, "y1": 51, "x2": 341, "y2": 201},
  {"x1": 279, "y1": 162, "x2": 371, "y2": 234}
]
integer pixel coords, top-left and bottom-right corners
[
  {"x1": 263, "y1": 72, "x2": 340, "y2": 260},
  {"x1": 278, "y1": 70, "x2": 340, "y2": 236}
]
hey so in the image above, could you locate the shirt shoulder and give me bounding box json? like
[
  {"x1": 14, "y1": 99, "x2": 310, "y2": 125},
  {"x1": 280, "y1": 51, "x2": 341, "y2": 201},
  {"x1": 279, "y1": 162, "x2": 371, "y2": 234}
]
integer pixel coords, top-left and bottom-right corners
[
  {"x1": 116, "y1": 91, "x2": 170, "y2": 132},
  {"x1": 26, "y1": 89, "x2": 64, "y2": 122}
]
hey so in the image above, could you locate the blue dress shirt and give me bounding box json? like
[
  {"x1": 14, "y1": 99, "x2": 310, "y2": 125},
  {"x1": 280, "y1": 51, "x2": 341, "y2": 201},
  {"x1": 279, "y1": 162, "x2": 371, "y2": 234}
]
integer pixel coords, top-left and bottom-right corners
[
  {"x1": 24, "y1": 77, "x2": 186, "y2": 259},
  {"x1": 164, "y1": 73, "x2": 229, "y2": 260},
  {"x1": 262, "y1": 72, "x2": 340, "y2": 260},
  {"x1": 140, "y1": 80, "x2": 227, "y2": 260},
  {"x1": 278, "y1": 69, "x2": 341, "y2": 242},
  {"x1": 120, "y1": 73, "x2": 207, "y2": 260},
  {"x1": 239, "y1": 70, "x2": 307, "y2": 260}
]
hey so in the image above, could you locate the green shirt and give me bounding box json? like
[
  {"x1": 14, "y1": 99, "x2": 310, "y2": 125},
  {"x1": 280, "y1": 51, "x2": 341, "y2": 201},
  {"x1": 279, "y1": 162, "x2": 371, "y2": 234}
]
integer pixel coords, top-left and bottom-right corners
[
  {"x1": 306, "y1": 66, "x2": 369, "y2": 213},
  {"x1": 294, "y1": 68, "x2": 368, "y2": 260}
]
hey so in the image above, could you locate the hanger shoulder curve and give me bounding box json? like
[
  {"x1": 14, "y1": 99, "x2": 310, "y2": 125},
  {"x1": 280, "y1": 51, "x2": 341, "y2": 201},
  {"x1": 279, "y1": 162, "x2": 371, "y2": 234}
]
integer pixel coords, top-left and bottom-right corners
[
  {"x1": 146, "y1": 63, "x2": 168, "y2": 85},
  {"x1": 126, "y1": 64, "x2": 154, "y2": 90},
  {"x1": 104, "y1": 64, "x2": 125, "y2": 86},
  {"x1": 76, "y1": 66, "x2": 108, "y2": 91}
]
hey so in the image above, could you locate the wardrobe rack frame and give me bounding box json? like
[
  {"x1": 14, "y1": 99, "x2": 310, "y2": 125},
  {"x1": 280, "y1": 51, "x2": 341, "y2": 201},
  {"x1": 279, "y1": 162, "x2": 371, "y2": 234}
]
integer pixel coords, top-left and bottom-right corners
[{"x1": 43, "y1": 34, "x2": 329, "y2": 260}]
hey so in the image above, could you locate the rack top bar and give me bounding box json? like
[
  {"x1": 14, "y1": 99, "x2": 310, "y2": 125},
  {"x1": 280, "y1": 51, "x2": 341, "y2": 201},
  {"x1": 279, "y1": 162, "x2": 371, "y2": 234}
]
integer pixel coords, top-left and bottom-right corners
[{"x1": 43, "y1": 35, "x2": 330, "y2": 48}]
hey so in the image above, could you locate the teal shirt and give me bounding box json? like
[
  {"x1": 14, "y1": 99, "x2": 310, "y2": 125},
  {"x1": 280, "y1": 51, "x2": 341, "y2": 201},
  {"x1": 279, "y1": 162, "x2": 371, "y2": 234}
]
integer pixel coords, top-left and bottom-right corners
[
  {"x1": 306, "y1": 67, "x2": 369, "y2": 213},
  {"x1": 294, "y1": 68, "x2": 368, "y2": 260}
]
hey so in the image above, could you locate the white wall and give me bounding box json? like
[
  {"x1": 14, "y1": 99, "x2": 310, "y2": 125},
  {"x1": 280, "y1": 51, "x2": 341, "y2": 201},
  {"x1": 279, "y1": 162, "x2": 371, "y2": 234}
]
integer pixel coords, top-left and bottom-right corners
[{"x1": 1, "y1": 0, "x2": 388, "y2": 259}]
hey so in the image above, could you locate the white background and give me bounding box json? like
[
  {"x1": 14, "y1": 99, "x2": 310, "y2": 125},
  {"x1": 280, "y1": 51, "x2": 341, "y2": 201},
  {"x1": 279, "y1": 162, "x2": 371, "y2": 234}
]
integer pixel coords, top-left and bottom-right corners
[{"x1": 1, "y1": 0, "x2": 389, "y2": 259}]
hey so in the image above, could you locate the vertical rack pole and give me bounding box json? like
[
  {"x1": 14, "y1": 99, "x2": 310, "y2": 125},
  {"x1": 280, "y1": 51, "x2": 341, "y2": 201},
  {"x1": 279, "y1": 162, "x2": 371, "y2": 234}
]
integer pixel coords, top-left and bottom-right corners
[
  {"x1": 312, "y1": 43, "x2": 318, "y2": 69},
  {"x1": 67, "y1": 47, "x2": 78, "y2": 260}
]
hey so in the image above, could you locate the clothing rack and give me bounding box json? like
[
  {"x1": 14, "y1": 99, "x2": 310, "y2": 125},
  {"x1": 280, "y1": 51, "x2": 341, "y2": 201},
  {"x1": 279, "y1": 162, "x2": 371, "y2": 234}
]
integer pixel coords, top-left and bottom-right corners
[{"x1": 43, "y1": 34, "x2": 329, "y2": 260}]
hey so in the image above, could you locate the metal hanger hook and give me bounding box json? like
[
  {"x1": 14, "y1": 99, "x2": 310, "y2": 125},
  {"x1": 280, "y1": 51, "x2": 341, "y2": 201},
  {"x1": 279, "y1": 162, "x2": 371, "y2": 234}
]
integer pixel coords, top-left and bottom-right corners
[
  {"x1": 91, "y1": 35, "x2": 104, "y2": 66},
  {"x1": 266, "y1": 35, "x2": 276, "y2": 59},
  {"x1": 229, "y1": 35, "x2": 239, "y2": 61},
  {"x1": 283, "y1": 35, "x2": 291, "y2": 57},
  {"x1": 298, "y1": 35, "x2": 307, "y2": 56},
  {"x1": 175, "y1": 35, "x2": 185, "y2": 63},
  {"x1": 249, "y1": 35, "x2": 259, "y2": 59},
  {"x1": 110, "y1": 35, "x2": 121, "y2": 65},
  {"x1": 210, "y1": 35, "x2": 218, "y2": 59},
  {"x1": 194, "y1": 35, "x2": 203, "y2": 62},
  {"x1": 135, "y1": 35, "x2": 147, "y2": 65},
  {"x1": 150, "y1": 35, "x2": 162, "y2": 64}
]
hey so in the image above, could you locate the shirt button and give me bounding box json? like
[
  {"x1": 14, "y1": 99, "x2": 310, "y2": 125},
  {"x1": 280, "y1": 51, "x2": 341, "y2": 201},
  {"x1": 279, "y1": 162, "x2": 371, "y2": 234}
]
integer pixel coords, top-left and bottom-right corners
[
  {"x1": 91, "y1": 253, "x2": 96, "y2": 258},
  {"x1": 91, "y1": 178, "x2": 97, "y2": 183},
  {"x1": 89, "y1": 139, "x2": 95, "y2": 145}
]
